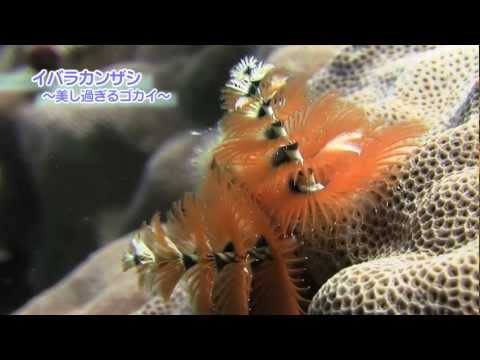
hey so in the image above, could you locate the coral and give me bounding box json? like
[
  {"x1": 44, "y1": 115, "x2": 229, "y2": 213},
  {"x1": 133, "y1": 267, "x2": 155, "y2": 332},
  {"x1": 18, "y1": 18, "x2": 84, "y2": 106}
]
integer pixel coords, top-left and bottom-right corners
[
  {"x1": 306, "y1": 45, "x2": 479, "y2": 314},
  {"x1": 132, "y1": 287, "x2": 192, "y2": 315},
  {"x1": 308, "y1": 45, "x2": 478, "y2": 134},
  {"x1": 125, "y1": 47, "x2": 463, "y2": 315},
  {"x1": 15, "y1": 235, "x2": 148, "y2": 315},
  {"x1": 308, "y1": 121, "x2": 479, "y2": 314},
  {"x1": 265, "y1": 45, "x2": 344, "y2": 76},
  {"x1": 227, "y1": 46, "x2": 478, "y2": 315}
]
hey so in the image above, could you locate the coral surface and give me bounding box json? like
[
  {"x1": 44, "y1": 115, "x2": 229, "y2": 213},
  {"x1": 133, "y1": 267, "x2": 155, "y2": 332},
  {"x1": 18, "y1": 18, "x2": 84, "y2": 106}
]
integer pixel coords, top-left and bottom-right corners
[{"x1": 306, "y1": 45, "x2": 479, "y2": 314}]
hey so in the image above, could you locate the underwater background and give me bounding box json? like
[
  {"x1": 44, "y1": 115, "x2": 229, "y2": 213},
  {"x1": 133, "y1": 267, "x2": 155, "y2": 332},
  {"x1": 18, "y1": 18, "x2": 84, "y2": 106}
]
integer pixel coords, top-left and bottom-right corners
[
  {"x1": 1, "y1": 45, "x2": 478, "y2": 315},
  {"x1": 0, "y1": 45, "x2": 285, "y2": 314}
]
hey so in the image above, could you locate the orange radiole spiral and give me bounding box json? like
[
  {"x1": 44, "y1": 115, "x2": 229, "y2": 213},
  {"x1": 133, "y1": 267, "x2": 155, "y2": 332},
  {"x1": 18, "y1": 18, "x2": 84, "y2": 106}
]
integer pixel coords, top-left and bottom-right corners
[{"x1": 122, "y1": 56, "x2": 427, "y2": 315}]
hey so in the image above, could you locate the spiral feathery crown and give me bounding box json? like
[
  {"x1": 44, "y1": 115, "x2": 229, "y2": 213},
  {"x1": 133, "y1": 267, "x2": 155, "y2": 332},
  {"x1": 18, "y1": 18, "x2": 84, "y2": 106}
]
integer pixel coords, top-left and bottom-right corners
[{"x1": 122, "y1": 55, "x2": 427, "y2": 314}]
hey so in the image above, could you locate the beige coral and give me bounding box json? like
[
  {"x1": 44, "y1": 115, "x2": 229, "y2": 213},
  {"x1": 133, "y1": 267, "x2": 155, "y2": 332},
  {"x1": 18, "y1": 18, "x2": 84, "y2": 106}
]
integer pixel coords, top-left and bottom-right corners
[
  {"x1": 266, "y1": 45, "x2": 344, "y2": 76},
  {"x1": 15, "y1": 235, "x2": 148, "y2": 315},
  {"x1": 308, "y1": 124, "x2": 479, "y2": 314},
  {"x1": 15, "y1": 233, "x2": 192, "y2": 315},
  {"x1": 306, "y1": 45, "x2": 479, "y2": 314}
]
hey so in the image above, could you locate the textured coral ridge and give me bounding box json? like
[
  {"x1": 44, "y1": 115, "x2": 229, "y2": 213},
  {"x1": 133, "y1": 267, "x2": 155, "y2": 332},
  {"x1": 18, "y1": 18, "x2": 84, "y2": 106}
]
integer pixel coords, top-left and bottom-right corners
[
  {"x1": 306, "y1": 45, "x2": 479, "y2": 315},
  {"x1": 123, "y1": 54, "x2": 430, "y2": 314},
  {"x1": 309, "y1": 121, "x2": 479, "y2": 315}
]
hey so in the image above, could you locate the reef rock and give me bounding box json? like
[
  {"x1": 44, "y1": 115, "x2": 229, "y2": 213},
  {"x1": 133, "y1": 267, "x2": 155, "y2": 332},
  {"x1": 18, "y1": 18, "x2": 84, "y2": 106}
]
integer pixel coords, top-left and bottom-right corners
[
  {"x1": 15, "y1": 234, "x2": 191, "y2": 315},
  {"x1": 15, "y1": 235, "x2": 146, "y2": 315},
  {"x1": 265, "y1": 45, "x2": 344, "y2": 75},
  {"x1": 305, "y1": 45, "x2": 479, "y2": 314}
]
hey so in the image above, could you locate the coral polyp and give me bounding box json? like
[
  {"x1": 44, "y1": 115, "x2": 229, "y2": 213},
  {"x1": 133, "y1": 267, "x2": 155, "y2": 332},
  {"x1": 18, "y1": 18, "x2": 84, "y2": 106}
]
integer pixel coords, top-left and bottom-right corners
[{"x1": 122, "y1": 55, "x2": 427, "y2": 315}]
